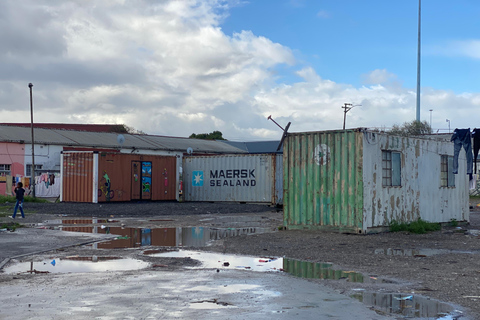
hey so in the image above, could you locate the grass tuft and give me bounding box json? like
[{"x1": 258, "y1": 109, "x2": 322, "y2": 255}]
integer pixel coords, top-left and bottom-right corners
[
  {"x1": 390, "y1": 218, "x2": 441, "y2": 234},
  {"x1": 0, "y1": 195, "x2": 49, "y2": 204}
]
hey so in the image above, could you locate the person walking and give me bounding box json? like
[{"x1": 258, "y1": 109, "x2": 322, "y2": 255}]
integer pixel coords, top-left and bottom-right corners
[{"x1": 10, "y1": 182, "x2": 25, "y2": 219}]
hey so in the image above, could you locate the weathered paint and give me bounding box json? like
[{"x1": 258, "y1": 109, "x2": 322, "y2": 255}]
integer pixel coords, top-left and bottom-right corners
[
  {"x1": 284, "y1": 129, "x2": 469, "y2": 233},
  {"x1": 362, "y1": 132, "x2": 469, "y2": 229},
  {"x1": 62, "y1": 152, "x2": 94, "y2": 202},
  {"x1": 62, "y1": 152, "x2": 178, "y2": 203},
  {"x1": 183, "y1": 154, "x2": 282, "y2": 204},
  {"x1": 283, "y1": 130, "x2": 364, "y2": 233}
]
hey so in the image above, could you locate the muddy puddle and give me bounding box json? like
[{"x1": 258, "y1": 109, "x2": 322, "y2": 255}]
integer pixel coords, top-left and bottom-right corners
[
  {"x1": 4, "y1": 257, "x2": 150, "y2": 274},
  {"x1": 38, "y1": 219, "x2": 275, "y2": 249},
  {"x1": 351, "y1": 291, "x2": 462, "y2": 319},
  {"x1": 154, "y1": 250, "x2": 462, "y2": 319},
  {"x1": 154, "y1": 250, "x2": 382, "y2": 283}
]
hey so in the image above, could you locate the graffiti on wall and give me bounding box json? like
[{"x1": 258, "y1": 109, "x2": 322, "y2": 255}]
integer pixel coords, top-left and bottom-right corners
[{"x1": 142, "y1": 162, "x2": 152, "y2": 197}]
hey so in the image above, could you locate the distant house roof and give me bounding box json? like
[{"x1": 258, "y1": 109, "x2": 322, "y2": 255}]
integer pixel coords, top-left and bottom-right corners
[
  {"x1": 0, "y1": 123, "x2": 127, "y2": 133},
  {"x1": 221, "y1": 140, "x2": 283, "y2": 154},
  {"x1": 0, "y1": 125, "x2": 246, "y2": 154}
]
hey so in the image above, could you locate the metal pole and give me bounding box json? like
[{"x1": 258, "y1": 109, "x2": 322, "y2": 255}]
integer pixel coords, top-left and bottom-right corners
[
  {"x1": 429, "y1": 109, "x2": 433, "y2": 128},
  {"x1": 29, "y1": 83, "x2": 36, "y2": 198},
  {"x1": 416, "y1": 0, "x2": 421, "y2": 122}
]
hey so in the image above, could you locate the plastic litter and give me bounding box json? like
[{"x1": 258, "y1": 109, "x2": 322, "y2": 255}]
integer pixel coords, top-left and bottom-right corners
[{"x1": 51, "y1": 259, "x2": 56, "y2": 266}]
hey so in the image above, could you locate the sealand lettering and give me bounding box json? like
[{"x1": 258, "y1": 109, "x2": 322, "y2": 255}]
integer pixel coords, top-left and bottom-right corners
[{"x1": 208, "y1": 169, "x2": 256, "y2": 187}]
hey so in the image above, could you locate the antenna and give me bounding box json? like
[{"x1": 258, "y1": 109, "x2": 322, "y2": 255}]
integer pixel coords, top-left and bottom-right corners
[{"x1": 117, "y1": 134, "x2": 125, "y2": 147}]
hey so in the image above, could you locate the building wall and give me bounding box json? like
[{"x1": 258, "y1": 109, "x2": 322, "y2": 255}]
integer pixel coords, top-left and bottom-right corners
[
  {"x1": 283, "y1": 130, "x2": 364, "y2": 232},
  {"x1": 24, "y1": 144, "x2": 63, "y2": 173},
  {"x1": 362, "y1": 132, "x2": 469, "y2": 229},
  {"x1": 0, "y1": 142, "x2": 25, "y2": 195}
]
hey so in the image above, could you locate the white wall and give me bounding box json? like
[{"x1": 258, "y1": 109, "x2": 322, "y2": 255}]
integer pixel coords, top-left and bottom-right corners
[
  {"x1": 24, "y1": 144, "x2": 63, "y2": 173},
  {"x1": 362, "y1": 132, "x2": 469, "y2": 229}
]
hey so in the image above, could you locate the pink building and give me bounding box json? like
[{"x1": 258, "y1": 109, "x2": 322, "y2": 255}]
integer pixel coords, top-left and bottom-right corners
[{"x1": 0, "y1": 142, "x2": 25, "y2": 195}]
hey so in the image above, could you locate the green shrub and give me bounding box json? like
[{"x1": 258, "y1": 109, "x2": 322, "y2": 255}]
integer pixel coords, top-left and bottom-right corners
[{"x1": 389, "y1": 218, "x2": 441, "y2": 234}]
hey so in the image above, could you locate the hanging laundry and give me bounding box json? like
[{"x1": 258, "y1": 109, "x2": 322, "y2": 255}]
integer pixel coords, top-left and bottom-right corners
[
  {"x1": 470, "y1": 174, "x2": 477, "y2": 190},
  {"x1": 473, "y1": 128, "x2": 480, "y2": 174},
  {"x1": 451, "y1": 128, "x2": 473, "y2": 175}
]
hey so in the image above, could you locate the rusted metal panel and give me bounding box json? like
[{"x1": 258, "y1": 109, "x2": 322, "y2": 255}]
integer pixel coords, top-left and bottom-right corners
[
  {"x1": 61, "y1": 152, "x2": 94, "y2": 202},
  {"x1": 283, "y1": 130, "x2": 364, "y2": 233},
  {"x1": 96, "y1": 153, "x2": 177, "y2": 202},
  {"x1": 62, "y1": 152, "x2": 177, "y2": 202},
  {"x1": 284, "y1": 129, "x2": 469, "y2": 234},
  {"x1": 183, "y1": 154, "x2": 281, "y2": 204}
]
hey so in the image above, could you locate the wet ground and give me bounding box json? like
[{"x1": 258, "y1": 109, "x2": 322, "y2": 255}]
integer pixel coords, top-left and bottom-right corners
[{"x1": 1, "y1": 201, "x2": 479, "y2": 319}]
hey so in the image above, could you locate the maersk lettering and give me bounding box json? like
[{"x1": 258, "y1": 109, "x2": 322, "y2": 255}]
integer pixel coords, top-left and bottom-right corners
[{"x1": 208, "y1": 169, "x2": 256, "y2": 187}]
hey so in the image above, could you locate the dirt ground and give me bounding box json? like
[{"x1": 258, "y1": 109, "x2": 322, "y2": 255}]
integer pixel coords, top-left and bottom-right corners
[{"x1": 2, "y1": 200, "x2": 480, "y2": 319}]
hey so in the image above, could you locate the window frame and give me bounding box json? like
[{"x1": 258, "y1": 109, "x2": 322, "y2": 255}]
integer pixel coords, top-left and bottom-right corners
[
  {"x1": 0, "y1": 164, "x2": 11, "y2": 176},
  {"x1": 440, "y1": 155, "x2": 455, "y2": 187},
  {"x1": 382, "y1": 150, "x2": 401, "y2": 187},
  {"x1": 26, "y1": 164, "x2": 43, "y2": 177}
]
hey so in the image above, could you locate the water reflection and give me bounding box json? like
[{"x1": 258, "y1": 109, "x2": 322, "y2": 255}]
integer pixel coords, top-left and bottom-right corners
[
  {"x1": 4, "y1": 257, "x2": 150, "y2": 274},
  {"x1": 59, "y1": 224, "x2": 273, "y2": 249},
  {"x1": 155, "y1": 250, "x2": 365, "y2": 282},
  {"x1": 351, "y1": 292, "x2": 455, "y2": 318},
  {"x1": 283, "y1": 259, "x2": 365, "y2": 282}
]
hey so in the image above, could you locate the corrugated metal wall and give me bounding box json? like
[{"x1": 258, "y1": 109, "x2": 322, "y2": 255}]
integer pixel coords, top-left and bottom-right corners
[
  {"x1": 62, "y1": 152, "x2": 178, "y2": 202},
  {"x1": 283, "y1": 130, "x2": 364, "y2": 232},
  {"x1": 183, "y1": 154, "x2": 282, "y2": 204},
  {"x1": 62, "y1": 152, "x2": 94, "y2": 202},
  {"x1": 97, "y1": 153, "x2": 177, "y2": 202}
]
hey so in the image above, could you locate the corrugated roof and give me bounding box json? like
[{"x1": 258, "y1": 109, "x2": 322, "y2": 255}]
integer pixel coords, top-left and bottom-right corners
[
  {"x1": 0, "y1": 125, "x2": 246, "y2": 154},
  {"x1": 0, "y1": 123, "x2": 127, "y2": 133},
  {"x1": 221, "y1": 140, "x2": 282, "y2": 153}
]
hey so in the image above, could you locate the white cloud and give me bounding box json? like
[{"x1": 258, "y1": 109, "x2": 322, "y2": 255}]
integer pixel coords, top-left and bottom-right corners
[
  {"x1": 0, "y1": 0, "x2": 478, "y2": 141},
  {"x1": 428, "y1": 39, "x2": 480, "y2": 59},
  {"x1": 361, "y1": 69, "x2": 398, "y2": 85}
]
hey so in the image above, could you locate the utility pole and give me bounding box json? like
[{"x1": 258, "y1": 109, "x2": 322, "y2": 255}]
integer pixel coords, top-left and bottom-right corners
[
  {"x1": 29, "y1": 83, "x2": 36, "y2": 198},
  {"x1": 416, "y1": 0, "x2": 421, "y2": 122},
  {"x1": 342, "y1": 103, "x2": 360, "y2": 130}
]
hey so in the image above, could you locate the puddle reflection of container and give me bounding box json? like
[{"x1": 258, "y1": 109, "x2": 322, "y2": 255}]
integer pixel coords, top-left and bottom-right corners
[
  {"x1": 283, "y1": 259, "x2": 364, "y2": 282},
  {"x1": 351, "y1": 292, "x2": 454, "y2": 318}
]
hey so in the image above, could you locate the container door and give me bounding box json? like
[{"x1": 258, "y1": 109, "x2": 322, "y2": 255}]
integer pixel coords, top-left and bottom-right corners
[
  {"x1": 142, "y1": 162, "x2": 152, "y2": 200},
  {"x1": 131, "y1": 161, "x2": 141, "y2": 200}
]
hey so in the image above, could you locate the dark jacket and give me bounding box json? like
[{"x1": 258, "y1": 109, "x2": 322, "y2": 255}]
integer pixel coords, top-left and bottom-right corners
[{"x1": 14, "y1": 187, "x2": 25, "y2": 201}]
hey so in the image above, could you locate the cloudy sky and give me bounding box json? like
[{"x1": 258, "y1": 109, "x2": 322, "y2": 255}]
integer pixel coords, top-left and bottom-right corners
[{"x1": 1, "y1": 0, "x2": 479, "y2": 141}]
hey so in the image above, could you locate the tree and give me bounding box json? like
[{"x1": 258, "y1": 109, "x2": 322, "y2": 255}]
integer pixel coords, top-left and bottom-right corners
[
  {"x1": 122, "y1": 124, "x2": 145, "y2": 135},
  {"x1": 389, "y1": 120, "x2": 432, "y2": 136},
  {"x1": 189, "y1": 130, "x2": 226, "y2": 140}
]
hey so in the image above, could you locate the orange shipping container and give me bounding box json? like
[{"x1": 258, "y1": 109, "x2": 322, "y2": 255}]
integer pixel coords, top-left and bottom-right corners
[{"x1": 61, "y1": 152, "x2": 178, "y2": 203}]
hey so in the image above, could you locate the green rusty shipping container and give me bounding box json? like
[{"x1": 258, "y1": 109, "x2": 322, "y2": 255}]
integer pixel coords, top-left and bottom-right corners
[
  {"x1": 283, "y1": 129, "x2": 469, "y2": 234},
  {"x1": 284, "y1": 129, "x2": 364, "y2": 233}
]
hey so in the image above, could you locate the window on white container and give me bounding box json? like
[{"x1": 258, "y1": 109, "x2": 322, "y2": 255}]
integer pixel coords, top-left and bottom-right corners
[
  {"x1": 0, "y1": 164, "x2": 11, "y2": 176},
  {"x1": 26, "y1": 164, "x2": 43, "y2": 177},
  {"x1": 440, "y1": 155, "x2": 455, "y2": 187},
  {"x1": 382, "y1": 151, "x2": 401, "y2": 187}
]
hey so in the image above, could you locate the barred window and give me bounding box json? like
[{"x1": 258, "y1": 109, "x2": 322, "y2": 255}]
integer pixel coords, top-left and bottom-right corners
[
  {"x1": 0, "y1": 164, "x2": 11, "y2": 176},
  {"x1": 440, "y1": 155, "x2": 455, "y2": 187},
  {"x1": 382, "y1": 151, "x2": 401, "y2": 187},
  {"x1": 26, "y1": 164, "x2": 43, "y2": 177}
]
